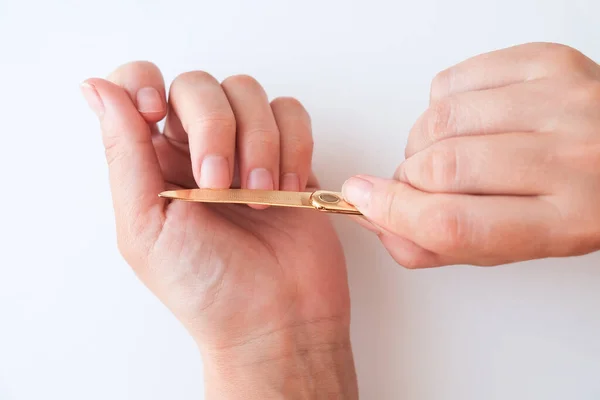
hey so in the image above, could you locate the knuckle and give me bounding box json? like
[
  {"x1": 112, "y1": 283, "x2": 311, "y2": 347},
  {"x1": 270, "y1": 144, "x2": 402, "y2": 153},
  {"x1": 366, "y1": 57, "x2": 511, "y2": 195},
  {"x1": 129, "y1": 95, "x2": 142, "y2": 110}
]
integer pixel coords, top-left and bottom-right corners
[
  {"x1": 569, "y1": 80, "x2": 600, "y2": 106},
  {"x1": 548, "y1": 43, "x2": 587, "y2": 67},
  {"x1": 430, "y1": 68, "x2": 452, "y2": 101},
  {"x1": 222, "y1": 74, "x2": 261, "y2": 90},
  {"x1": 184, "y1": 112, "x2": 236, "y2": 136},
  {"x1": 422, "y1": 145, "x2": 459, "y2": 190},
  {"x1": 171, "y1": 71, "x2": 218, "y2": 91},
  {"x1": 421, "y1": 202, "x2": 469, "y2": 253},
  {"x1": 380, "y1": 187, "x2": 403, "y2": 229},
  {"x1": 245, "y1": 128, "x2": 279, "y2": 149},
  {"x1": 271, "y1": 97, "x2": 312, "y2": 124},
  {"x1": 285, "y1": 134, "x2": 314, "y2": 158},
  {"x1": 424, "y1": 98, "x2": 456, "y2": 143},
  {"x1": 108, "y1": 60, "x2": 162, "y2": 84},
  {"x1": 271, "y1": 96, "x2": 303, "y2": 110},
  {"x1": 537, "y1": 43, "x2": 592, "y2": 76}
]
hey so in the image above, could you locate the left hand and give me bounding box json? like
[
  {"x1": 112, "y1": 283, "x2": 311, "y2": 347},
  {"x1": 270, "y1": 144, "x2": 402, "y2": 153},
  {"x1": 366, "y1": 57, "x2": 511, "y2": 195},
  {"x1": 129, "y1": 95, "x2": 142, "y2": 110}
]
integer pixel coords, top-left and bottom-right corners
[
  {"x1": 343, "y1": 42, "x2": 600, "y2": 268},
  {"x1": 82, "y1": 62, "x2": 357, "y2": 398}
]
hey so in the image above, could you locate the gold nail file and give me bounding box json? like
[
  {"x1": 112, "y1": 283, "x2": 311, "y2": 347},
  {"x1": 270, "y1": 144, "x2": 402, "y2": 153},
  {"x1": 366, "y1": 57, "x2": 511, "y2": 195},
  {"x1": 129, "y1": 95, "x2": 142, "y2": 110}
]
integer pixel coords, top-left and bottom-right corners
[{"x1": 158, "y1": 189, "x2": 361, "y2": 215}]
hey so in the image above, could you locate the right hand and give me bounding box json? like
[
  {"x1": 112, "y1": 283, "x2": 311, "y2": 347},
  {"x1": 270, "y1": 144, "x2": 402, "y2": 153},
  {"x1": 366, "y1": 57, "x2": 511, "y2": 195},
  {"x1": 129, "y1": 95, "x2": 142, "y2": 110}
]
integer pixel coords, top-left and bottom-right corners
[{"x1": 342, "y1": 42, "x2": 600, "y2": 269}]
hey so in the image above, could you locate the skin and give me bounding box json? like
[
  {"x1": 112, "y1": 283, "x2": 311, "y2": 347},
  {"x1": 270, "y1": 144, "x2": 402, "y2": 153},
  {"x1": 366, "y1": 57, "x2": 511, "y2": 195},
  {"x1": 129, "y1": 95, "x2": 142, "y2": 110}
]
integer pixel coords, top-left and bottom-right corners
[
  {"x1": 81, "y1": 64, "x2": 358, "y2": 399},
  {"x1": 343, "y1": 42, "x2": 600, "y2": 269},
  {"x1": 82, "y1": 42, "x2": 600, "y2": 397}
]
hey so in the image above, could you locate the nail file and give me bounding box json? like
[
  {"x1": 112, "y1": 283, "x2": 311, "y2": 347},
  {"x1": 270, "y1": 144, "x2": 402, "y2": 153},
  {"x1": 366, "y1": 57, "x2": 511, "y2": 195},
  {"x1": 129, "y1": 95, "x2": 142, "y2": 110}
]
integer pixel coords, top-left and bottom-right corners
[{"x1": 158, "y1": 188, "x2": 361, "y2": 215}]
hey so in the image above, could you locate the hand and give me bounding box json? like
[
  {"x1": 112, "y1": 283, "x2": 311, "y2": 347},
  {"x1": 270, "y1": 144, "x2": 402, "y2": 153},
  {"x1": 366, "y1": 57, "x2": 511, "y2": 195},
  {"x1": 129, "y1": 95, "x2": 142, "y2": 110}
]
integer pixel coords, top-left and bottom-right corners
[
  {"x1": 342, "y1": 42, "x2": 600, "y2": 268},
  {"x1": 81, "y1": 62, "x2": 357, "y2": 398}
]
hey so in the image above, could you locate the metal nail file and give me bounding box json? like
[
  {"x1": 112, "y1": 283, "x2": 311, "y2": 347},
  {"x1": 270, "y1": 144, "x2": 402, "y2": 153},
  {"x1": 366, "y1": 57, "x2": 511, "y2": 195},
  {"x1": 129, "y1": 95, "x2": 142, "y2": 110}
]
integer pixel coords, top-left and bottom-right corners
[{"x1": 158, "y1": 189, "x2": 361, "y2": 215}]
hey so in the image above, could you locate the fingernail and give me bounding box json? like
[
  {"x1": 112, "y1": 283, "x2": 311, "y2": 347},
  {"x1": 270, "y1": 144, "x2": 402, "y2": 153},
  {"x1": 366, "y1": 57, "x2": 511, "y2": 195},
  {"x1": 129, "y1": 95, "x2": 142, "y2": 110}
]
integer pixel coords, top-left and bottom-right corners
[
  {"x1": 136, "y1": 87, "x2": 163, "y2": 113},
  {"x1": 200, "y1": 155, "x2": 230, "y2": 188},
  {"x1": 280, "y1": 173, "x2": 300, "y2": 191},
  {"x1": 80, "y1": 82, "x2": 104, "y2": 116},
  {"x1": 247, "y1": 168, "x2": 274, "y2": 190},
  {"x1": 342, "y1": 176, "x2": 373, "y2": 208}
]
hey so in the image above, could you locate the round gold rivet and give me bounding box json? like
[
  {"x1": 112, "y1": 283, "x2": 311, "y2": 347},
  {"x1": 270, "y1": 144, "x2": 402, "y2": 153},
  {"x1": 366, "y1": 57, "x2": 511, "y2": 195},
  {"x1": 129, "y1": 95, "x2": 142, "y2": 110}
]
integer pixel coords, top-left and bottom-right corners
[{"x1": 318, "y1": 193, "x2": 340, "y2": 204}]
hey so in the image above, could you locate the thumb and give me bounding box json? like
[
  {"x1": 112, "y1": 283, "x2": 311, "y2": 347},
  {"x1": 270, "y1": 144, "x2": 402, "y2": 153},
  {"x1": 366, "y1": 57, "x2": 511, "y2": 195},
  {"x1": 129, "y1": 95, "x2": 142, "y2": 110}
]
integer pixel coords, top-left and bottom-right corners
[
  {"x1": 342, "y1": 175, "x2": 557, "y2": 266},
  {"x1": 341, "y1": 175, "x2": 429, "y2": 239},
  {"x1": 81, "y1": 78, "x2": 165, "y2": 266},
  {"x1": 342, "y1": 175, "x2": 460, "y2": 268}
]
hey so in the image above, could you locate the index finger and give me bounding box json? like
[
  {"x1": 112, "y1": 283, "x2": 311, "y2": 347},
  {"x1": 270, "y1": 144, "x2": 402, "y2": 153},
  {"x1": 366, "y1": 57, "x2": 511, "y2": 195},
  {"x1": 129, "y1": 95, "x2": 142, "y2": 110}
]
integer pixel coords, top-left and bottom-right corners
[{"x1": 430, "y1": 42, "x2": 597, "y2": 102}]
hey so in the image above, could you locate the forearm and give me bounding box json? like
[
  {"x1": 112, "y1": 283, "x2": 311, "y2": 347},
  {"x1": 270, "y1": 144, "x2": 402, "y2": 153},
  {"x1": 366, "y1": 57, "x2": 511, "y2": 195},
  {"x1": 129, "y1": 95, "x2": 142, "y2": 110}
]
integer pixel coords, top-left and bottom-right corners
[{"x1": 200, "y1": 320, "x2": 359, "y2": 399}]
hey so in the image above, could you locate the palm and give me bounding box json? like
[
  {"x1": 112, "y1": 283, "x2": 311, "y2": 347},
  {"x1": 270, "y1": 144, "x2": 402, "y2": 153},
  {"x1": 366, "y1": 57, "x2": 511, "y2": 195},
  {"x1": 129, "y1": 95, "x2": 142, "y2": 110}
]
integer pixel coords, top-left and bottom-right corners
[{"x1": 149, "y1": 172, "x2": 349, "y2": 348}]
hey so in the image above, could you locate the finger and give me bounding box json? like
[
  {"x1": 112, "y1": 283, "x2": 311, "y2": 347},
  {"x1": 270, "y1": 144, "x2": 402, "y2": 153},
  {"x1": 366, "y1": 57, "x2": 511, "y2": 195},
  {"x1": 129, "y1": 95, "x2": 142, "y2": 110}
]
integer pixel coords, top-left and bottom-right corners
[
  {"x1": 347, "y1": 215, "x2": 381, "y2": 234},
  {"x1": 430, "y1": 42, "x2": 598, "y2": 102},
  {"x1": 342, "y1": 176, "x2": 562, "y2": 264},
  {"x1": 168, "y1": 71, "x2": 236, "y2": 189},
  {"x1": 379, "y1": 233, "x2": 447, "y2": 269},
  {"x1": 222, "y1": 75, "x2": 280, "y2": 192},
  {"x1": 153, "y1": 134, "x2": 196, "y2": 188},
  {"x1": 347, "y1": 215, "x2": 445, "y2": 268},
  {"x1": 399, "y1": 133, "x2": 561, "y2": 196},
  {"x1": 107, "y1": 62, "x2": 194, "y2": 189},
  {"x1": 163, "y1": 102, "x2": 189, "y2": 150},
  {"x1": 81, "y1": 78, "x2": 164, "y2": 250},
  {"x1": 107, "y1": 61, "x2": 167, "y2": 124},
  {"x1": 407, "y1": 79, "x2": 600, "y2": 157},
  {"x1": 271, "y1": 97, "x2": 313, "y2": 191}
]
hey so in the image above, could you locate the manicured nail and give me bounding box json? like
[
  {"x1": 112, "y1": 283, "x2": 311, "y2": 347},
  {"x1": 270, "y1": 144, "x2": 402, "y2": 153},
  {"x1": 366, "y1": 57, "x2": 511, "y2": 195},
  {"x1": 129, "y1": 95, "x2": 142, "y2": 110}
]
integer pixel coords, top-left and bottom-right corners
[
  {"x1": 342, "y1": 177, "x2": 373, "y2": 208},
  {"x1": 247, "y1": 168, "x2": 274, "y2": 190},
  {"x1": 136, "y1": 87, "x2": 163, "y2": 113},
  {"x1": 200, "y1": 155, "x2": 230, "y2": 188},
  {"x1": 80, "y1": 82, "x2": 104, "y2": 116},
  {"x1": 280, "y1": 173, "x2": 300, "y2": 191}
]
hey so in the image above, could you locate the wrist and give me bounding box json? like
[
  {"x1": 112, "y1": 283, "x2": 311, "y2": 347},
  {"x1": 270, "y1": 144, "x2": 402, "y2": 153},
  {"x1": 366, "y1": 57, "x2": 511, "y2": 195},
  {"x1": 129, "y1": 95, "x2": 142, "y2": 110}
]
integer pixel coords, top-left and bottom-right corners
[{"x1": 199, "y1": 318, "x2": 358, "y2": 399}]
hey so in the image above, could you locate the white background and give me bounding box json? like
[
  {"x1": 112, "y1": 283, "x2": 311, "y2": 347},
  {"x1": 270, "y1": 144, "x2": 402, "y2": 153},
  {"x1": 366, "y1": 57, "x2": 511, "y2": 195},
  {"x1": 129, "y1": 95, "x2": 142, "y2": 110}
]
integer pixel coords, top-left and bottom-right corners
[{"x1": 1, "y1": 0, "x2": 599, "y2": 399}]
